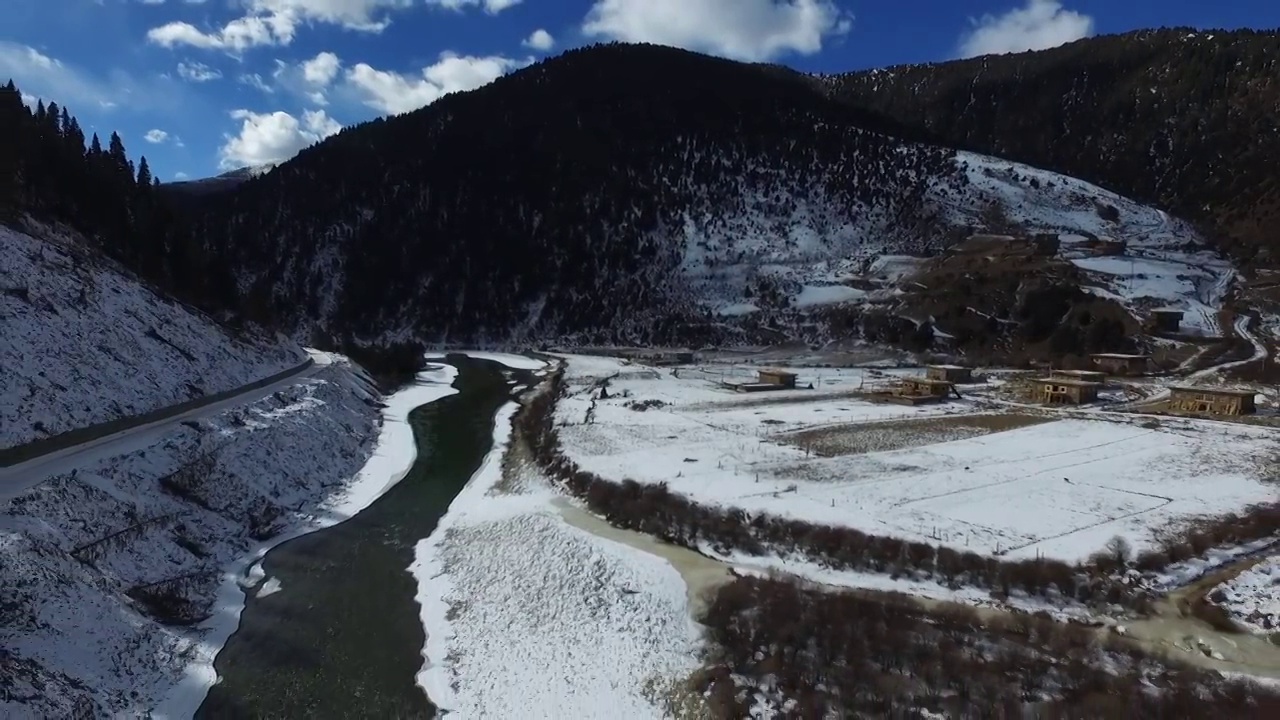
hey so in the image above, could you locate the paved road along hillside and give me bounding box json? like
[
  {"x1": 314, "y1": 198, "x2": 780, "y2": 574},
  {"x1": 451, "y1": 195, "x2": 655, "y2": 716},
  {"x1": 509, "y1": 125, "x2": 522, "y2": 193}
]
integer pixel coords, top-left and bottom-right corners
[{"x1": 0, "y1": 358, "x2": 318, "y2": 503}]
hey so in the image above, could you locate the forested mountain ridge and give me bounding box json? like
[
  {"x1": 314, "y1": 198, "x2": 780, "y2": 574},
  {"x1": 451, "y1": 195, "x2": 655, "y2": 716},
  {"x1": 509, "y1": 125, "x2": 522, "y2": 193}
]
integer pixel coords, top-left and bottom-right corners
[
  {"x1": 2, "y1": 41, "x2": 1242, "y2": 362},
  {"x1": 823, "y1": 28, "x2": 1280, "y2": 265},
  {"x1": 179, "y1": 42, "x2": 1204, "y2": 353},
  {"x1": 181, "y1": 43, "x2": 973, "y2": 348}
]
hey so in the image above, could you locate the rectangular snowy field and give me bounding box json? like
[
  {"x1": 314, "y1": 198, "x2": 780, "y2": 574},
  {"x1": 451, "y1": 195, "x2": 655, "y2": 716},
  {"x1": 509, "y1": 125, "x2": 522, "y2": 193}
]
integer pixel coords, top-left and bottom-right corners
[{"x1": 556, "y1": 356, "x2": 1276, "y2": 563}]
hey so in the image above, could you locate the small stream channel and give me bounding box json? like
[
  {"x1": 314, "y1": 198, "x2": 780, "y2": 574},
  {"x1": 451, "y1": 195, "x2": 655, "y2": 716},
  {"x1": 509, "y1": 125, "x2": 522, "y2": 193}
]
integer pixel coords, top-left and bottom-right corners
[{"x1": 196, "y1": 356, "x2": 529, "y2": 719}]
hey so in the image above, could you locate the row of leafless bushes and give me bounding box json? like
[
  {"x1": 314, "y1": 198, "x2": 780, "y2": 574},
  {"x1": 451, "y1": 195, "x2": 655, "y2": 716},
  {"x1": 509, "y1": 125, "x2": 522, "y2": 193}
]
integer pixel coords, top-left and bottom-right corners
[
  {"x1": 517, "y1": 370, "x2": 1146, "y2": 610},
  {"x1": 696, "y1": 576, "x2": 1280, "y2": 718},
  {"x1": 521, "y1": 369, "x2": 1277, "y2": 611},
  {"x1": 1127, "y1": 506, "x2": 1280, "y2": 575}
]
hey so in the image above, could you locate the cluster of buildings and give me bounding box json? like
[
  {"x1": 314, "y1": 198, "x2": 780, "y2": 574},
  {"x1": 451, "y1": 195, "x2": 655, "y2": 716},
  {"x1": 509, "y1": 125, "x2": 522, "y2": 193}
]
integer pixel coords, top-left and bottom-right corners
[
  {"x1": 1031, "y1": 354, "x2": 1257, "y2": 417},
  {"x1": 654, "y1": 347, "x2": 1258, "y2": 420}
]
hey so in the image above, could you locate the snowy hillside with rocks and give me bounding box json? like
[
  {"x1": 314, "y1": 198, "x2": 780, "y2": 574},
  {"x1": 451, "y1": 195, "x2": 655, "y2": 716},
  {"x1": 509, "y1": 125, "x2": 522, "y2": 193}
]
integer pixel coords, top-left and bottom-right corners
[
  {"x1": 0, "y1": 224, "x2": 306, "y2": 450},
  {"x1": 688, "y1": 150, "x2": 1222, "y2": 333},
  {"x1": 0, "y1": 356, "x2": 383, "y2": 719}
]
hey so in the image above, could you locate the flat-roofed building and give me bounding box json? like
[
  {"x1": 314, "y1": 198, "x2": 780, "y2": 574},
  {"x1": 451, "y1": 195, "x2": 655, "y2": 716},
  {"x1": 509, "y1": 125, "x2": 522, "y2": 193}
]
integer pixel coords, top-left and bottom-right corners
[
  {"x1": 1035, "y1": 377, "x2": 1103, "y2": 405},
  {"x1": 1168, "y1": 386, "x2": 1257, "y2": 416}
]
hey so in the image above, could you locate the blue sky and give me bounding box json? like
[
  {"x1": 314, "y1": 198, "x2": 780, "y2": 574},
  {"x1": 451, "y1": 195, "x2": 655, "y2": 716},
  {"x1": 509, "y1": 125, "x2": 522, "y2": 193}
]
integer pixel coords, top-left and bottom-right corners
[{"x1": 2, "y1": 0, "x2": 1277, "y2": 181}]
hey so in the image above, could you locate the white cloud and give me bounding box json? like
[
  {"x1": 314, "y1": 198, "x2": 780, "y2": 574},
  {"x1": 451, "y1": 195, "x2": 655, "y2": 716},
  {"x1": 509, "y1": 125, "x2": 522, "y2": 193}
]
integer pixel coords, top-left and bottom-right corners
[
  {"x1": 345, "y1": 51, "x2": 527, "y2": 115},
  {"x1": 0, "y1": 42, "x2": 128, "y2": 111},
  {"x1": 239, "y1": 73, "x2": 275, "y2": 93},
  {"x1": 147, "y1": 15, "x2": 296, "y2": 52},
  {"x1": 219, "y1": 107, "x2": 342, "y2": 169},
  {"x1": 426, "y1": 0, "x2": 523, "y2": 14},
  {"x1": 173, "y1": 171, "x2": 190, "y2": 180},
  {"x1": 177, "y1": 60, "x2": 222, "y2": 82},
  {"x1": 302, "y1": 51, "x2": 341, "y2": 85},
  {"x1": 522, "y1": 29, "x2": 555, "y2": 51},
  {"x1": 253, "y1": 52, "x2": 344, "y2": 104},
  {"x1": 147, "y1": 1, "x2": 412, "y2": 52},
  {"x1": 144, "y1": 129, "x2": 170, "y2": 143},
  {"x1": 958, "y1": 0, "x2": 1094, "y2": 58},
  {"x1": 580, "y1": 0, "x2": 851, "y2": 62}
]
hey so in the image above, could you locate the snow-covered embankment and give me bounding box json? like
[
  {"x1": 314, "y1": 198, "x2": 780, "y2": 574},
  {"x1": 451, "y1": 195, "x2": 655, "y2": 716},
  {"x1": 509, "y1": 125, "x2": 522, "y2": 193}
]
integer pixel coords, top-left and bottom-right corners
[
  {"x1": 411, "y1": 354, "x2": 706, "y2": 718},
  {"x1": 155, "y1": 362, "x2": 461, "y2": 718},
  {"x1": 0, "y1": 224, "x2": 305, "y2": 450},
  {"x1": 0, "y1": 359, "x2": 453, "y2": 719}
]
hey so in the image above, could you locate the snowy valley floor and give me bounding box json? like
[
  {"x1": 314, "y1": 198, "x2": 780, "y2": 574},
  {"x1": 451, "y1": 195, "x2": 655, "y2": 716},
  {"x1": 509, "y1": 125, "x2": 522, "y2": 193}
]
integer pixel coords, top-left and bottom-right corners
[
  {"x1": 413, "y1": 361, "x2": 709, "y2": 719},
  {"x1": 412, "y1": 352, "x2": 1280, "y2": 717}
]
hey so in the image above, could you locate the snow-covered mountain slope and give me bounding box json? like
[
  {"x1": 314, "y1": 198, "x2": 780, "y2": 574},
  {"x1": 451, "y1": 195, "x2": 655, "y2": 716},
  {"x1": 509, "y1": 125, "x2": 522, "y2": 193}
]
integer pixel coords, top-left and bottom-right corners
[
  {"x1": 687, "y1": 150, "x2": 1220, "y2": 319},
  {"x1": 0, "y1": 224, "x2": 306, "y2": 450},
  {"x1": 0, "y1": 357, "x2": 381, "y2": 719}
]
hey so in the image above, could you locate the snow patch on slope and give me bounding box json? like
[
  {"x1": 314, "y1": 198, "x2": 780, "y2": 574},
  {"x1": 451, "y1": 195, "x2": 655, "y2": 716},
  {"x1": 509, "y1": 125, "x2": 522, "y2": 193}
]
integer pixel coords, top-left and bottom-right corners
[
  {"x1": 928, "y1": 153, "x2": 1233, "y2": 335},
  {"x1": 1211, "y1": 557, "x2": 1280, "y2": 635},
  {"x1": 677, "y1": 150, "x2": 1219, "y2": 322},
  {"x1": 0, "y1": 224, "x2": 305, "y2": 449}
]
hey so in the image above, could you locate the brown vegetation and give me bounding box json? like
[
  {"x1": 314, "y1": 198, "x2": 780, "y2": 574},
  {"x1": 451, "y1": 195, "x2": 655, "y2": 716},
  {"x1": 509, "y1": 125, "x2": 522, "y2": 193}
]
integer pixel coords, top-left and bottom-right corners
[
  {"x1": 696, "y1": 576, "x2": 1280, "y2": 718},
  {"x1": 528, "y1": 367, "x2": 1280, "y2": 608},
  {"x1": 779, "y1": 413, "x2": 1050, "y2": 457},
  {"x1": 520, "y1": 369, "x2": 1148, "y2": 610}
]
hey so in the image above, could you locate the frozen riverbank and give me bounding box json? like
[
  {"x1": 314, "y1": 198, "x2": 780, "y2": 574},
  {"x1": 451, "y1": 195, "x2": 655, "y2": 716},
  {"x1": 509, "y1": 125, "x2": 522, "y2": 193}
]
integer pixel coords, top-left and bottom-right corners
[
  {"x1": 412, "y1": 356, "x2": 708, "y2": 718},
  {"x1": 157, "y1": 363, "x2": 459, "y2": 718},
  {"x1": 193, "y1": 355, "x2": 527, "y2": 718},
  {"x1": 0, "y1": 357, "x2": 383, "y2": 719}
]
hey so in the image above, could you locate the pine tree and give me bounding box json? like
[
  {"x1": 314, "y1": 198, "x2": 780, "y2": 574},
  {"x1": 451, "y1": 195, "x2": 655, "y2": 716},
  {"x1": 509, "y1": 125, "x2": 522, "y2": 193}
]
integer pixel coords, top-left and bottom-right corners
[
  {"x1": 0, "y1": 81, "x2": 22, "y2": 216},
  {"x1": 136, "y1": 156, "x2": 152, "y2": 188}
]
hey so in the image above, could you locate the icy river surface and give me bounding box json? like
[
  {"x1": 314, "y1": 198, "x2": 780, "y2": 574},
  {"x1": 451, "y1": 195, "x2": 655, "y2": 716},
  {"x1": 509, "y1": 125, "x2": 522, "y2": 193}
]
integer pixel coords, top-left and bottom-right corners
[{"x1": 197, "y1": 356, "x2": 528, "y2": 719}]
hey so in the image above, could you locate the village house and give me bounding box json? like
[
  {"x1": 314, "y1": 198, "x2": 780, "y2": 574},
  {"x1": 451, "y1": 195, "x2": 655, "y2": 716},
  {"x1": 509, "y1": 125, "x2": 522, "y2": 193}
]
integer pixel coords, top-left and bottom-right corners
[
  {"x1": 1167, "y1": 386, "x2": 1257, "y2": 416},
  {"x1": 1050, "y1": 369, "x2": 1107, "y2": 384},
  {"x1": 1090, "y1": 353, "x2": 1151, "y2": 377},
  {"x1": 1035, "y1": 377, "x2": 1103, "y2": 405},
  {"x1": 926, "y1": 365, "x2": 973, "y2": 384},
  {"x1": 757, "y1": 369, "x2": 797, "y2": 388},
  {"x1": 729, "y1": 369, "x2": 800, "y2": 393},
  {"x1": 882, "y1": 377, "x2": 960, "y2": 405},
  {"x1": 1148, "y1": 309, "x2": 1184, "y2": 334}
]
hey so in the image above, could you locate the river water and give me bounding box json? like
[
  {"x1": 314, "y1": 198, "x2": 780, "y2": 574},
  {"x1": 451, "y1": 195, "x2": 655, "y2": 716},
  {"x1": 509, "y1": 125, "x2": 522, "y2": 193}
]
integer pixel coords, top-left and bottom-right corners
[{"x1": 197, "y1": 356, "x2": 527, "y2": 719}]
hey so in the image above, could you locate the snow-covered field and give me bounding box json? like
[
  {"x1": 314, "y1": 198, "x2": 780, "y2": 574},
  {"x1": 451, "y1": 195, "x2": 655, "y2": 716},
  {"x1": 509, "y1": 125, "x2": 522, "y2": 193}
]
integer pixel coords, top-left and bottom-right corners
[
  {"x1": 1211, "y1": 557, "x2": 1280, "y2": 635},
  {"x1": 0, "y1": 357, "x2": 395, "y2": 719},
  {"x1": 0, "y1": 224, "x2": 305, "y2": 449},
  {"x1": 413, "y1": 356, "x2": 705, "y2": 719},
  {"x1": 555, "y1": 355, "x2": 1276, "y2": 564}
]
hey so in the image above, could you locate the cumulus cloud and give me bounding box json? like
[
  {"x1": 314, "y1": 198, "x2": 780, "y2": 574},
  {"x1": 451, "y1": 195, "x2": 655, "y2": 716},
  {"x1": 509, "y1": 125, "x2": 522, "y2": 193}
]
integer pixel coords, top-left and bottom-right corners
[
  {"x1": 177, "y1": 60, "x2": 222, "y2": 82},
  {"x1": 219, "y1": 107, "x2": 342, "y2": 169},
  {"x1": 148, "y1": 0, "x2": 412, "y2": 52},
  {"x1": 144, "y1": 129, "x2": 170, "y2": 143},
  {"x1": 147, "y1": 15, "x2": 296, "y2": 52},
  {"x1": 245, "y1": 52, "x2": 344, "y2": 104},
  {"x1": 426, "y1": 0, "x2": 523, "y2": 14},
  {"x1": 522, "y1": 29, "x2": 555, "y2": 51},
  {"x1": 302, "y1": 51, "x2": 341, "y2": 85},
  {"x1": 345, "y1": 51, "x2": 528, "y2": 115},
  {"x1": 958, "y1": 0, "x2": 1093, "y2": 58},
  {"x1": 581, "y1": 0, "x2": 851, "y2": 62},
  {"x1": 173, "y1": 171, "x2": 190, "y2": 180},
  {"x1": 0, "y1": 41, "x2": 133, "y2": 111}
]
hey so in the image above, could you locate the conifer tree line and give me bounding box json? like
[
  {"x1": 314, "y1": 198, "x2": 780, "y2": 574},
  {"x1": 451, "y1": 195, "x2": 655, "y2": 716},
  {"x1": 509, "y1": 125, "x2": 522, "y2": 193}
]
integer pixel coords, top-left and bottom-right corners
[{"x1": 0, "y1": 79, "x2": 201, "y2": 296}]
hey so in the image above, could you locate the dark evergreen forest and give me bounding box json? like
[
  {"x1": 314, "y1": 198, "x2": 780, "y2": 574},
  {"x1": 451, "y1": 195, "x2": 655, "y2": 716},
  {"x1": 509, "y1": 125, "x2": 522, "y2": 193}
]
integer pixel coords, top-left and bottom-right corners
[
  {"x1": 6, "y1": 31, "x2": 1280, "y2": 354},
  {"x1": 826, "y1": 28, "x2": 1280, "y2": 265},
  {"x1": 178, "y1": 43, "x2": 965, "y2": 348}
]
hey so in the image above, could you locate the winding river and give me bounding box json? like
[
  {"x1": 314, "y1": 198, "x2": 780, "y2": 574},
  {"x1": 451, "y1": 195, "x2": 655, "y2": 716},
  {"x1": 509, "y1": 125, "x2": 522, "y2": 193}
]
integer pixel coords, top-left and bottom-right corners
[{"x1": 196, "y1": 355, "x2": 530, "y2": 719}]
